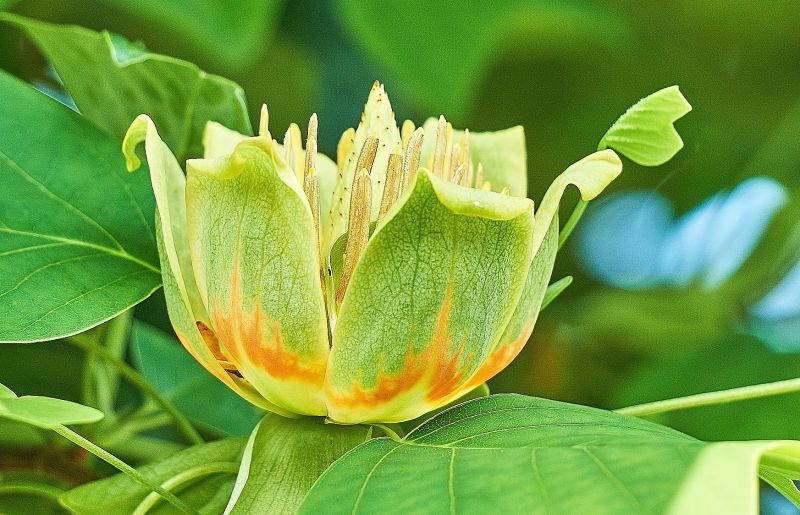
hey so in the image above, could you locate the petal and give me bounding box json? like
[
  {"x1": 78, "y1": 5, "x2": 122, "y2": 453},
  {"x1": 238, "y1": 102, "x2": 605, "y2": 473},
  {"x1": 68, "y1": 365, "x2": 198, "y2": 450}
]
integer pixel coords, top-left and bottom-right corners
[
  {"x1": 420, "y1": 118, "x2": 527, "y2": 196},
  {"x1": 203, "y1": 121, "x2": 248, "y2": 159},
  {"x1": 185, "y1": 137, "x2": 330, "y2": 416},
  {"x1": 123, "y1": 116, "x2": 283, "y2": 414},
  {"x1": 462, "y1": 217, "x2": 558, "y2": 390},
  {"x1": 325, "y1": 171, "x2": 535, "y2": 423}
]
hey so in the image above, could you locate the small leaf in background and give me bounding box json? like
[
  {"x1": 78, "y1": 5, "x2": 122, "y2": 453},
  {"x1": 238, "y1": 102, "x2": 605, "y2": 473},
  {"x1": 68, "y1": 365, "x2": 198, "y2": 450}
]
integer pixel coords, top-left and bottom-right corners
[
  {"x1": 131, "y1": 321, "x2": 264, "y2": 436},
  {"x1": 599, "y1": 85, "x2": 692, "y2": 166},
  {"x1": 0, "y1": 14, "x2": 252, "y2": 161},
  {"x1": 0, "y1": 382, "x2": 103, "y2": 428},
  {"x1": 333, "y1": 0, "x2": 628, "y2": 119},
  {"x1": 96, "y1": 0, "x2": 286, "y2": 69},
  {"x1": 60, "y1": 437, "x2": 246, "y2": 514},
  {"x1": 226, "y1": 415, "x2": 370, "y2": 514},
  {"x1": 300, "y1": 394, "x2": 800, "y2": 514},
  {"x1": 0, "y1": 70, "x2": 160, "y2": 343}
]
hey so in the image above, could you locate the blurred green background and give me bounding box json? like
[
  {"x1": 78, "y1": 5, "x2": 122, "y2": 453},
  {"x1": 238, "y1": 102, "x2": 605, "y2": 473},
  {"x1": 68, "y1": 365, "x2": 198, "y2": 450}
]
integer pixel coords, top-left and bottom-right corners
[{"x1": 1, "y1": 0, "x2": 799, "y2": 511}]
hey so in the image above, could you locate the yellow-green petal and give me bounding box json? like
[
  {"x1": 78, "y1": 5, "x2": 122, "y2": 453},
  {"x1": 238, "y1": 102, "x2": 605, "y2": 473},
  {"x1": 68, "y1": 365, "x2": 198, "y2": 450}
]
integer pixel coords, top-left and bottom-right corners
[
  {"x1": 420, "y1": 118, "x2": 527, "y2": 196},
  {"x1": 531, "y1": 149, "x2": 622, "y2": 256},
  {"x1": 186, "y1": 137, "x2": 330, "y2": 416},
  {"x1": 325, "y1": 171, "x2": 535, "y2": 424},
  {"x1": 123, "y1": 116, "x2": 283, "y2": 414}
]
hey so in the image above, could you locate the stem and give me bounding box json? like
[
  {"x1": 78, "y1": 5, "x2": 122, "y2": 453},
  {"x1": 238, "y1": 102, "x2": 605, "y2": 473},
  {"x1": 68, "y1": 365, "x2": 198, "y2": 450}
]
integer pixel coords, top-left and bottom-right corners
[
  {"x1": 616, "y1": 377, "x2": 800, "y2": 417},
  {"x1": 67, "y1": 335, "x2": 203, "y2": 445},
  {"x1": 52, "y1": 425, "x2": 198, "y2": 515},
  {"x1": 132, "y1": 462, "x2": 239, "y2": 515},
  {"x1": 370, "y1": 423, "x2": 404, "y2": 441},
  {"x1": 558, "y1": 199, "x2": 588, "y2": 250}
]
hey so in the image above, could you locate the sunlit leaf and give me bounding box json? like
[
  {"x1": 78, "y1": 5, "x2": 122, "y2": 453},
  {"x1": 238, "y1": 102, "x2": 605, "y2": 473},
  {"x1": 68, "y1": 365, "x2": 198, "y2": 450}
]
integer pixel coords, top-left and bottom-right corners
[
  {"x1": 225, "y1": 415, "x2": 370, "y2": 514},
  {"x1": 0, "y1": 383, "x2": 103, "y2": 429},
  {"x1": 301, "y1": 394, "x2": 800, "y2": 514},
  {"x1": 0, "y1": 70, "x2": 160, "y2": 343},
  {"x1": 599, "y1": 86, "x2": 692, "y2": 166}
]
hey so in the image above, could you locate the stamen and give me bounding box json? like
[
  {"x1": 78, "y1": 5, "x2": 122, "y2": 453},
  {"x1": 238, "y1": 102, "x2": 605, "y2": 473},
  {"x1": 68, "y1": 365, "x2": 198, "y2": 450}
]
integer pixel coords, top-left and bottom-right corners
[
  {"x1": 354, "y1": 136, "x2": 379, "y2": 177},
  {"x1": 432, "y1": 116, "x2": 447, "y2": 178},
  {"x1": 448, "y1": 141, "x2": 462, "y2": 182},
  {"x1": 378, "y1": 154, "x2": 403, "y2": 222},
  {"x1": 451, "y1": 163, "x2": 466, "y2": 186},
  {"x1": 500, "y1": 186, "x2": 510, "y2": 195},
  {"x1": 474, "y1": 162, "x2": 484, "y2": 189},
  {"x1": 304, "y1": 113, "x2": 318, "y2": 175},
  {"x1": 283, "y1": 123, "x2": 303, "y2": 183},
  {"x1": 481, "y1": 181, "x2": 492, "y2": 191},
  {"x1": 337, "y1": 128, "x2": 355, "y2": 176},
  {"x1": 401, "y1": 120, "x2": 415, "y2": 150},
  {"x1": 441, "y1": 122, "x2": 454, "y2": 180},
  {"x1": 258, "y1": 104, "x2": 270, "y2": 137},
  {"x1": 462, "y1": 129, "x2": 473, "y2": 187},
  {"x1": 337, "y1": 167, "x2": 373, "y2": 304},
  {"x1": 402, "y1": 128, "x2": 424, "y2": 190}
]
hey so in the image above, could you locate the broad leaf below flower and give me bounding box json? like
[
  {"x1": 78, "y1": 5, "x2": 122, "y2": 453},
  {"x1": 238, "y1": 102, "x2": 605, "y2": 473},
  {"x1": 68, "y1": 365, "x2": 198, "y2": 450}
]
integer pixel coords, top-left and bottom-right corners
[
  {"x1": 301, "y1": 394, "x2": 800, "y2": 514},
  {"x1": 0, "y1": 70, "x2": 160, "y2": 342}
]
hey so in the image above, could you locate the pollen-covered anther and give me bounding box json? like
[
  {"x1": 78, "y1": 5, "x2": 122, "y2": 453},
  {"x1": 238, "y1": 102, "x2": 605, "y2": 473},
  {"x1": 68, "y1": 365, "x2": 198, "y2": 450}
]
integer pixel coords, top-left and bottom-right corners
[
  {"x1": 451, "y1": 163, "x2": 466, "y2": 186},
  {"x1": 432, "y1": 115, "x2": 448, "y2": 178},
  {"x1": 378, "y1": 153, "x2": 403, "y2": 222},
  {"x1": 283, "y1": 123, "x2": 303, "y2": 183},
  {"x1": 401, "y1": 120, "x2": 415, "y2": 150},
  {"x1": 337, "y1": 165, "x2": 373, "y2": 304},
  {"x1": 258, "y1": 104, "x2": 270, "y2": 137},
  {"x1": 402, "y1": 128, "x2": 424, "y2": 190},
  {"x1": 462, "y1": 129, "x2": 473, "y2": 187},
  {"x1": 474, "y1": 162, "x2": 485, "y2": 189}
]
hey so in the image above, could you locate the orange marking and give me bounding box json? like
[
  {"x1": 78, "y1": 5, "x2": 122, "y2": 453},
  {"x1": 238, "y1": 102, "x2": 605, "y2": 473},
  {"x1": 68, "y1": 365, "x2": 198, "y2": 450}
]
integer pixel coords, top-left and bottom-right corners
[
  {"x1": 329, "y1": 287, "x2": 474, "y2": 409},
  {"x1": 210, "y1": 266, "x2": 326, "y2": 386},
  {"x1": 463, "y1": 324, "x2": 533, "y2": 390}
]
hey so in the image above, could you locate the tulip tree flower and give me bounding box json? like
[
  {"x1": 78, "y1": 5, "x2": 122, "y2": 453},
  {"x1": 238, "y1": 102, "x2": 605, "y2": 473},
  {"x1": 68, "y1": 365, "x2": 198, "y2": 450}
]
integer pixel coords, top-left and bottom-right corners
[{"x1": 123, "y1": 82, "x2": 688, "y2": 424}]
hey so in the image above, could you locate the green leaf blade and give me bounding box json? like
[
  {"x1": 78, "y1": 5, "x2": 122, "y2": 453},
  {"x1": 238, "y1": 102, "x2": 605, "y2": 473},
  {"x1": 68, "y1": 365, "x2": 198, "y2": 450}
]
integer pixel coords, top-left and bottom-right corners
[
  {"x1": 0, "y1": 71, "x2": 160, "y2": 342},
  {"x1": 0, "y1": 396, "x2": 103, "y2": 429},
  {"x1": 1, "y1": 14, "x2": 252, "y2": 161},
  {"x1": 599, "y1": 85, "x2": 692, "y2": 166},
  {"x1": 301, "y1": 394, "x2": 800, "y2": 514}
]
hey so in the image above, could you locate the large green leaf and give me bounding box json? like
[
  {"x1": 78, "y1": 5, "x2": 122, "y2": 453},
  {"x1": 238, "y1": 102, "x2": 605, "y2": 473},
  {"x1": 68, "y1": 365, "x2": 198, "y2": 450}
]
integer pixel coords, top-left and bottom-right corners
[
  {"x1": 131, "y1": 321, "x2": 264, "y2": 436},
  {"x1": 0, "y1": 70, "x2": 160, "y2": 343},
  {"x1": 60, "y1": 437, "x2": 246, "y2": 514},
  {"x1": 0, "y1": 14, "x2": 251, "y2": 161},
  {"x1": 334, "y1": 0, "x2": 628, "y2": 118},
  {"x1": 301, "y1": 394, "x2": 800, "y2": 514},
  {"x1": 226, "y1": 415, "x2": 371, "y2": 514},
  {"x1": 97, "y1": 0, "x2": 286, "y2": 68},
  {"x1": 0, "y1": 382, "x2": 103, "y2": 429}
]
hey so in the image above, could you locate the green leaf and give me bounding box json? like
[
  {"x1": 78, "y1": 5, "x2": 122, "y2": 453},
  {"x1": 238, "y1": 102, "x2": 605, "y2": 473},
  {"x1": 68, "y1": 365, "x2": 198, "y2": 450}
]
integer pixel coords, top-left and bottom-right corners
[
  {"x1": 97, "y1": 0, "x2": 286, "y2": 68},
  {"x1": 0, "y1": 70, "x2": 160, "y2": 343},
  {"x1": 131, "y1": 321, "x2": 264, "y2": 436},
  {"x1": 300, "y1": 394, "x2": 800, "y2": 514},
  {"x1": 225, "y1": 415, "x2": 370, "y2": 514},
  {"x1": 326, "y1": 171, "x2": 536, "y2": 424},
  {"x1": 60, "y1": 437, "x2": 246, "y2": 514},
  {"x1": 0, "y1": 14, "x2": 252, "y2": 161},
  {"x1": 599, "y1": 85, "x2": 693, "y2": 166},
  {"x1": 334, "y1": 0, "x2": 628, "y2": 118},
  {"x1": 0, "y1": 383, "x2": 103, "y2": 429}
]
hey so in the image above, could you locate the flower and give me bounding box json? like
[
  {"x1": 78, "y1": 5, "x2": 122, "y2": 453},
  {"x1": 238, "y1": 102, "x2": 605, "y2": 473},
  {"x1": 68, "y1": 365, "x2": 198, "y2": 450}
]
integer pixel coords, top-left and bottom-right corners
[{"x1": 123, "y1": 82, "x2": 621, "y2": 424}]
